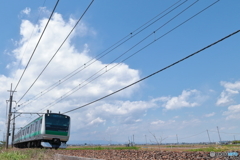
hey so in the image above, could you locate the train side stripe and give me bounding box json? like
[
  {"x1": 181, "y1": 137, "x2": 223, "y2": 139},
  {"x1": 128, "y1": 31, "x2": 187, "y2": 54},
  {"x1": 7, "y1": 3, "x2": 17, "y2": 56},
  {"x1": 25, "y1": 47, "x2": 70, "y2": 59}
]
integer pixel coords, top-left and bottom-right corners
[{"x1": 46, "y1": 130, "x2": 68, "y2": 136}]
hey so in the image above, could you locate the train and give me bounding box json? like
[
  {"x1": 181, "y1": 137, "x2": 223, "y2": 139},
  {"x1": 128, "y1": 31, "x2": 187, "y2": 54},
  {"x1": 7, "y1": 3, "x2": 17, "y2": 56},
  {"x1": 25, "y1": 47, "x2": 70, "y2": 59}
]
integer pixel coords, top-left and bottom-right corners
[{"x1": 13, "y1": 111, "x2": 70, "y2": 149}]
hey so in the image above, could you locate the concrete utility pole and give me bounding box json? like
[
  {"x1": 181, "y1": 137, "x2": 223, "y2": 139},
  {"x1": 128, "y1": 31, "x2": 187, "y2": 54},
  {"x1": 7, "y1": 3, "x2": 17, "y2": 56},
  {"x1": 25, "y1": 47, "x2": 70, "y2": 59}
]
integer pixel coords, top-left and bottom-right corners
[
  {"x1": 176, "y1": 134, "x2": 179, "y2": 144},
  {"x1": 145, "y1": 135, "x2": 147, "y2": 145},
  {"x1": 6, "y1": 84, "x2": 13, "y2": 149},
  {"x1": 11, "y1": 108, "x2": 16, "y2": 148},
  {"x1": 5, "y1": 84, "x2": 16, "y2": 149},
  {"x1": 206, "y1": 130, "x2": 211, "y2": 143},
  {"x1": 217, "y1": 126, "x2": 222, "y2": 142}
]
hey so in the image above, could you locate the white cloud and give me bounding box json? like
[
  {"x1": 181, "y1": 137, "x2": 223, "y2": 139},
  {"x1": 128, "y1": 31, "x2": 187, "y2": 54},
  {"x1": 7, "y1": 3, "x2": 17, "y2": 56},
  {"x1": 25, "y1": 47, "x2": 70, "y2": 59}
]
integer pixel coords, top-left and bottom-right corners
[
  {"x1": 0, "y1": 11, "x2": 140, "y2": 131},
  {"x1": 87, "y1": 117, "x2": 106, "y2": 126},
  {"x1": 21, "y1": 7, "x2": 31, "y2": 15},
  {"x1": 151, "y1": 120, "x2": 165, "y2": 125},
  {"x1": 204, "y1": 112, "x2": 215, "y2": 117},
  {"x1": 223, "y1": 104, "x2": 240, "y2": 120},
  {"x1": 216, "y1": 81, "x2": 240, "y2": 106},
  {"x1": 154, "y1": 89, "x2": 202, "y2": 110}
]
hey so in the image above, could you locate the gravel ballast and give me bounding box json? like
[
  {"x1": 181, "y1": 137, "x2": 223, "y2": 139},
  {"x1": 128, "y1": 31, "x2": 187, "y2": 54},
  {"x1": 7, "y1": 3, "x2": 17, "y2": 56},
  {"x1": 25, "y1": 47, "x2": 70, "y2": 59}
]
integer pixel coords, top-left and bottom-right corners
[{"x1": 54, "y1": 150, "x2": 240, "y2": 160}]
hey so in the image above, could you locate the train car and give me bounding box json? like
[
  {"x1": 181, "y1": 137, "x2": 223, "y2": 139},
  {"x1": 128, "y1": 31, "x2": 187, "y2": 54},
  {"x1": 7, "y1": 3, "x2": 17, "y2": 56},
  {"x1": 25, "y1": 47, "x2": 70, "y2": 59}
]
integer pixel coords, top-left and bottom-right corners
[{"x1": 13, "y1": 112, "x2": 70, "y2": 149}]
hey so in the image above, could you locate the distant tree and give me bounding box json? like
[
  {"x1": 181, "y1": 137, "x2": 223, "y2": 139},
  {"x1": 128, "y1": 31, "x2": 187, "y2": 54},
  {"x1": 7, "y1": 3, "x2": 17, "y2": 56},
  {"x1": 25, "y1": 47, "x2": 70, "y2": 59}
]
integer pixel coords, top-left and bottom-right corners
[
  {"x1": 0, "y1": 141, "x2": 6, "y2": 148},
  {"x1": 232, "y1": 140, "x2": 240, "y2": 144}
]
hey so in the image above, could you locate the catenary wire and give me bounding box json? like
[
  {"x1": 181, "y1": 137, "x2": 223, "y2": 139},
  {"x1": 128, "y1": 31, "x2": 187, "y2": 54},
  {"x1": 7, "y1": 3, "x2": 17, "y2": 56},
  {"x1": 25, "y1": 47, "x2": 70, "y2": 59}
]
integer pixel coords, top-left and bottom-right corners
[
  {"x1": 62, "y1": 29, "x2": 240, "y2": 114},
  {"x1": 13, "y1": 0, "x2": 60, "y2": 95},
  {"x1": 39, "y1": 0, "x2": 215, "y2": 112},
  {"x1": 18, "y1": 0, "x2": 185, "y2": 108},
  {"x1": 160, "y1": 131, "x2": 206, "y2": 141},
  {"x1": 208, "y1": 130, "x2": 240, "y2": 135},
  {"x1": 16, "y1": 0, "x2": 95, "y2": 104}
]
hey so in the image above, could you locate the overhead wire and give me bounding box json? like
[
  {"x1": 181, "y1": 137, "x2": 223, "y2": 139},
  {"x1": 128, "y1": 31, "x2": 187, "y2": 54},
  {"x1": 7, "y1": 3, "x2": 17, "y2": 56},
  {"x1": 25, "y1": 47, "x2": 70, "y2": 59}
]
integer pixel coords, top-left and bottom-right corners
[
  {"x1": 162, "y1": 131, "x2": 206, "y2": 141},
  {"x1": 16, "y1": 0, "x2": 47, "y2": 70},
  {"x1": 209, "y1": 130, "x2": 240, "y2": 135},
  {"x1": 13, "y1": 0, "x2": 60, "y2": 95},
  {"x1": 62, "y1": 33, "x2": 240, "y2": 113},
  {"x1": 18, "y1": 0, "x2": 185, "y2": 109},
  {"x1": 178, "y1": 131, "x2": 206, "y2": 140},
  {"x1": 39, "y1": 0, "x2": 216, "y2": 112},
  {"x1": 16, "y1": 0, "x2": 95, "y2": 105}
]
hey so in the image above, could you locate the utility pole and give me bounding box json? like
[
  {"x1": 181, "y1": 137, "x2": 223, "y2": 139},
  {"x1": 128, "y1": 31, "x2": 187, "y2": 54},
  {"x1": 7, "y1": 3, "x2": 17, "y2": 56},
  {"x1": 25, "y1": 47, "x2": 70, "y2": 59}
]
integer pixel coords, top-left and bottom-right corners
[
  {"x1": 11, "y1": 107, "x2": 16, "y2": 148},
  {"x1": 145, "y1": 135, "x2": 147, "y2": 145},
  {"x1": 206, "y1": 130, "x2": 211, "y2": 143},
  {"x1": 217, "y1": 126, "x2": 222, "y2": 143},
  {"x1": 176, "y1": 134, "x2": 179, "y2": 144},
  {"x1": 5, "y1": 84, "x2": 16, "y2": 149},
  {"x1": 133, "y1": 134, "x2": 134, "y2": 144}
]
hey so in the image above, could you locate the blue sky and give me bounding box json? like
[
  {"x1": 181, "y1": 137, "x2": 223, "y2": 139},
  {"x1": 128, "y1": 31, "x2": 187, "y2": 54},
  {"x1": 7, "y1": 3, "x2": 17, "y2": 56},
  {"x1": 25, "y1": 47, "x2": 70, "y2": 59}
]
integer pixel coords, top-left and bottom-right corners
[{"x1": 0, "y1": 0, "x2": 240, "y2": 144}]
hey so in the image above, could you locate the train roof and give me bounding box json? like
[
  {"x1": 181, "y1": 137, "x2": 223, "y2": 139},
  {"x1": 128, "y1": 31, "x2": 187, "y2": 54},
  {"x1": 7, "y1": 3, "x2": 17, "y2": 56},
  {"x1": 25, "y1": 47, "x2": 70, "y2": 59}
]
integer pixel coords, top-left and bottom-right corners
[{"x1": 17, "y1": 113, "x2": 69, "y2": 132}]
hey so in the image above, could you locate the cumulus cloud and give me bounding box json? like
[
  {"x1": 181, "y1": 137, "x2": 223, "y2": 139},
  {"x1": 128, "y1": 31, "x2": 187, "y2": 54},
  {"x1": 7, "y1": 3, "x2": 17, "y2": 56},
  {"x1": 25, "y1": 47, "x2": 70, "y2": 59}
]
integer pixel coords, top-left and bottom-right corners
[
  {"x1": 153, "y1": 89, "x2": 202, "y2": 110},
  {"x1": 223, "y1": 104, "x2": 240, "y2": 120},
  {"x1": 70, "y1": 99, "x2": 158, "y2": 131},
  {"x1": 0, "y1": 10, "x2": 140, "y2": 131},
  {"x1": 87, "y1": 117, "x2": 106, "y2": 126},
  {"x1": 216, "y1": 81, "x2": 240, "y2": 106}
]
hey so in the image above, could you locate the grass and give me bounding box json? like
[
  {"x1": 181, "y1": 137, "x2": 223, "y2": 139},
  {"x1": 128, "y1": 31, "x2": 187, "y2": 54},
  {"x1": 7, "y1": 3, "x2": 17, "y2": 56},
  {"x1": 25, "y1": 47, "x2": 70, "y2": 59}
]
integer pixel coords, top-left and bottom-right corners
[
  {"x1": 0, "y1": 151, "x2": 28, "y2": 160},
  {"x1": 0, "y1": 149, "x2": 53, "y2": 160},
  {"x1": 165, "y1": 145, "x2": 193, "y2": 148},
  {"x1": 187, "y1": 145, "x2": 240, "y2": 152},
  {"x1": 66, "y1": 146, "x2": 140, "y2": 150}
]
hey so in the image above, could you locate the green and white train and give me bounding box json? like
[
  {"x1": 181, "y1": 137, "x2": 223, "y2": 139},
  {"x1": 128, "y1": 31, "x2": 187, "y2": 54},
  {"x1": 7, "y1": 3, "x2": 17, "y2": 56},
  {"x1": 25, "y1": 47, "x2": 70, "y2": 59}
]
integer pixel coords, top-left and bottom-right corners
[{"x1": 13, "y1": 112, "x2": 70, "y2": 149}]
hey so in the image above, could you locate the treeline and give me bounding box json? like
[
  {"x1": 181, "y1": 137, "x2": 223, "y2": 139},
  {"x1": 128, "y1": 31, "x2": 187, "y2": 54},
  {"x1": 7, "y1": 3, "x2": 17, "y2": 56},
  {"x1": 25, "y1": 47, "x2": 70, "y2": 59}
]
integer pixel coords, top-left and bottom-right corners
[{"x1": 232, "y1": 140, "x2": 240, "y2": 144}]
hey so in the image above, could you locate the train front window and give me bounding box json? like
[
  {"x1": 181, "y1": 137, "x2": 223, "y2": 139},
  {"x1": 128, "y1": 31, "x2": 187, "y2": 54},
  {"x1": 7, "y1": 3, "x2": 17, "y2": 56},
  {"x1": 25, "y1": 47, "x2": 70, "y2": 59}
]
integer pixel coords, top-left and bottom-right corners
[{"x1": 45, "y1": 114, "x2": 70, "y2": 132}]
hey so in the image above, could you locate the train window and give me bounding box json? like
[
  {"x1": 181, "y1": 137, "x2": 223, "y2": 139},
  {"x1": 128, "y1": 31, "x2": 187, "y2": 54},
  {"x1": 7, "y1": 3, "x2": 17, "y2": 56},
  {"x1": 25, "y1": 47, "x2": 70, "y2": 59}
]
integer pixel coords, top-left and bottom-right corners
[
  {"x1": 36, "y1": 121, "x2": 38, "y2": 131},
  {"x1": 45, "y1": 114, "x2": 70, "y2": 132},
  {"x1": 38, "y1": 120, "x2": 40, "y2": 131}
]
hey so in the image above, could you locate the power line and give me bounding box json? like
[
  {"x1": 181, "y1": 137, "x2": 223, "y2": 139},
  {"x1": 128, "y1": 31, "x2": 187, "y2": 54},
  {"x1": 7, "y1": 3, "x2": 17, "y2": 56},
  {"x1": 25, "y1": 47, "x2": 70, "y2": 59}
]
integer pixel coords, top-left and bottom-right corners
[
  {"x1": 178, "y1": 131, "x2": 206, "y2": 140},
  {"x1": 18, "y1": 0, "x2": 185, "y2": 109},
  {"x1": 209, "y1": 130, "x2": 240, "y2": 135},
  {"x1": 40, "y1": 0, "x2": 216, "y2": 112},
  {"x1": 166, "y1": 131, "x2": 206, "y2": 141},
  {"x1": 16, "y1": 0, "x2": 95, "y2": 104},
  {"x1": 63, "y1": 29, "x2": 240, "y2": 114},
  {"x1": 16, "y1": 0, "x2": 47, "y2": 71},
  {"x1": 13, "y1": 0, "x2": 60, "y2": 95}
]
